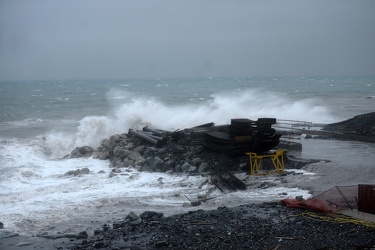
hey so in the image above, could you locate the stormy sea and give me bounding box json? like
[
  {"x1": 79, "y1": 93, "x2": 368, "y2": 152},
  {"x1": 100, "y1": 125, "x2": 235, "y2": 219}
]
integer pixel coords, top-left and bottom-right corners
[{"x1": 1, "y1": 76, "x2": 374, "y2": 236}]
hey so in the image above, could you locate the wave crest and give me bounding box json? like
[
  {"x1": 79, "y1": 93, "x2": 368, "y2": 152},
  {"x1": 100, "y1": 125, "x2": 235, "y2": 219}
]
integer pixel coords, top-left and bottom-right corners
[{"x1": 44, "y1": 89, "x2": 335, "y2": 156}]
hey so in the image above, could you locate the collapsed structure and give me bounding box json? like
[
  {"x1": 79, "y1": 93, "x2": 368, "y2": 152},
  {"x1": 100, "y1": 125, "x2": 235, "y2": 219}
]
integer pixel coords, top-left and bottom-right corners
[
  {"x1": 125, "y1": 117, "x2": 282, "y2": 191},
  {"x1": 281, "y1": 184, "x2": 375, "y2": 216},
  {"x1": 130, "y1": 118, "x2": 281, "y2": 156}
]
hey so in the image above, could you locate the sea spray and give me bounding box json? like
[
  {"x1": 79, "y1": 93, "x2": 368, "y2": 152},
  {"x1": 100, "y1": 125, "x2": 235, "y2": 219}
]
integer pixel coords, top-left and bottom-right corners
[
  {"x1": 59, "y1": 88, "x2": 335, "y2": 151},
  {"x1": 0, "y1": 76, "x2": 373, "y2": 236}
]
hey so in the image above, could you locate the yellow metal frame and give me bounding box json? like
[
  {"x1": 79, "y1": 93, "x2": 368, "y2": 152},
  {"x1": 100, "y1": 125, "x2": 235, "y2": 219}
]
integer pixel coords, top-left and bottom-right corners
[{"x1": 246, "y1": 149, "x2": 285, "y2": 175}]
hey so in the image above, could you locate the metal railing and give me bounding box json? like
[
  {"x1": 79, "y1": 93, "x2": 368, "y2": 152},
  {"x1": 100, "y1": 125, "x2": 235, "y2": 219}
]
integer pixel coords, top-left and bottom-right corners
[{"x1": 274, "y1": 119, "x2": 314, "y2": 141}]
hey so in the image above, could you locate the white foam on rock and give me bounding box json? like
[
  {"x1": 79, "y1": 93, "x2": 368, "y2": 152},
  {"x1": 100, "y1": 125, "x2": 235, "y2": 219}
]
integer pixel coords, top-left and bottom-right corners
[{"x1": 0, "y1": 150, "x2": 313, "y2": 235}]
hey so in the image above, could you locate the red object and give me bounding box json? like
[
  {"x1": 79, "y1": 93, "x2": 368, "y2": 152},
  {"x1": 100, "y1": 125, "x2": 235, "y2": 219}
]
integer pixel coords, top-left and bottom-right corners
[
  {"x1": 358, "y1": 184, "x2": 375, "y2": 214},
  {"x1": 281, "y1": 198, "x2": 340, "y2": 213}
]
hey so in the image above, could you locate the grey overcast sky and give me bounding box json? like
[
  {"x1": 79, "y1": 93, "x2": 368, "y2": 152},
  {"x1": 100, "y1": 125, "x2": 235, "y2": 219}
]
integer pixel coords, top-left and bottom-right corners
[{"x1": 0, "y1": 0, "x2": 374, "y2": 81}]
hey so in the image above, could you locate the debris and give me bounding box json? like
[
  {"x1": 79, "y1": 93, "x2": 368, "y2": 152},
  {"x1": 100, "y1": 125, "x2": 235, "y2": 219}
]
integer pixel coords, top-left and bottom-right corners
[
  {"x1": 128, "y1": 129, "x2": 166, "y2": 147},
  {"x1": 211, "y1": 172, "x2": 246, "y2": 192}
]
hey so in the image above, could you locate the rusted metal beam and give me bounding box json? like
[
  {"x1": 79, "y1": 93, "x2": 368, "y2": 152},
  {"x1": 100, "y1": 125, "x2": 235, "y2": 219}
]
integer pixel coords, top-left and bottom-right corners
[
  {"x1": 128, "y1": 129, "x2": 158, "y2": 145},
  {"x1": 142, "y1": 126, "x2": 163, "y2": 136},
  {"x1": 137, "y1": 131, "x2": 164, "y2": 141},
  {"x1": 128, "y1": 129, "x2": 166, "y2": 147}
]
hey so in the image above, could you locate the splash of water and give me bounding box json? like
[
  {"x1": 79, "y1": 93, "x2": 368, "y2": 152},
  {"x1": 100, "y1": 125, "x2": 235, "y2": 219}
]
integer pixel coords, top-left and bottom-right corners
[{"x1": 44, "y1": 89, "x2": 335, "y2": 157}]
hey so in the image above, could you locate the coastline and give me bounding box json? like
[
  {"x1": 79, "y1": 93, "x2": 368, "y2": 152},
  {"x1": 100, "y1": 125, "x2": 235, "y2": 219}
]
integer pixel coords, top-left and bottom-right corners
[
  {"x1": 1, "y1": 203, "x2": 374, "y2": 249},
  {"x1": 1, "y1": 113, "x2": 375, "y2": 249}
]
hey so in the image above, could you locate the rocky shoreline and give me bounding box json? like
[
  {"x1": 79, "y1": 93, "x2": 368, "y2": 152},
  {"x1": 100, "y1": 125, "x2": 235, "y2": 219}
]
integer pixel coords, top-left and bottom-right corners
[
  {"x1": 321, "y1": 112, "x2": 375, "y2": 143},
  {"x1": 1, "y1": 113, "x2": 374, "y2": 249},
  {"x1": 2, "y1": 203, "x2": 374, "y2": 250}
]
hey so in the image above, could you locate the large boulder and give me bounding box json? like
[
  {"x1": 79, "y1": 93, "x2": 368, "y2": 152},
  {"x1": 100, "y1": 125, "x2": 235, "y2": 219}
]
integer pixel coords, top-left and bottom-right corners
[
  {"x1": 92, "y1": 150, "x2": 109, "y2": 160},
  {"x1": 146, "y1": 157, "x2": 164, "y2": 170},
  {"x1": 113, "y1": 147, "x2": 131, "y2": 159},
  {"x1": 65, "y1": 167, "x2": 90, "y2": 176},
  {"x1": 71, "y1": 146, "x2": 93, "y2": 158}
]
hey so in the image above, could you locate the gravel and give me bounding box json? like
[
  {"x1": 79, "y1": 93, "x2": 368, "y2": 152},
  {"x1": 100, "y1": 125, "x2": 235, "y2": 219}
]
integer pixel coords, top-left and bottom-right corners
[{"x1": 44, "y1": 204, "x2": 375, "y2": 249}]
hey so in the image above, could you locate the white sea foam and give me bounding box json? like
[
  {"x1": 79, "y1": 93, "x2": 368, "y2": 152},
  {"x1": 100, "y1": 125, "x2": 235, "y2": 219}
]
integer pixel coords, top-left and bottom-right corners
[
  {"x1": 0, "y1": 138, "x2": 316, "y2": 235},
  {"x1": 0, "y1": 141, "x2": 313, "y2": 235},
  {"x1": 0, "y1": 81, "x2": 359, "y2": 236},
  {"x1": 43, "y1": 89, "x2": 335, "y2": 153}
]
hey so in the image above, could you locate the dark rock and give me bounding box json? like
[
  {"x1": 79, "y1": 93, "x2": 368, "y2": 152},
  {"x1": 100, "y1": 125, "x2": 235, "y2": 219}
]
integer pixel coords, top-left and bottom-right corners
[
  {"x1": 92, "y1": 150, "x2": 109, "y2": 160},
  {"x1": 154, "y1": 241, "x2": 168, "y2": 247},
  {"x1": 108, "y1": 134, "x2": 122, "y2": 147},
  {"x1": 146, "y1": 156, "x2": 164, "y2": 170},
  {"x1": 64, "y1": 167, "x2": 90, "y2": 176},
  {"x1": 109, "y1": 172, "x2": 117, "y2": 178},
  {"x1": 192, "y1": 157, "x2": 202, "y2": 165},
  {"x1": 140, "y1": 211, "x2": 164, "y2": 221},
  {"x1": 174, "y1": 164, "x2": 182, "y2": 173},
  {"x1": 323, "y1": 112, "x2": 375, "y2": 142},
  {"x1": 198, "y1": 162, "x2": 209, "y2": 173},
  {"x1": 324, "y1": 112, "x2": 375, "y2": 135},
  {"x1": 113, "y1": 147, "x2": 131, "y2": 159},
  {"x1": 162, "y1": 159, "x2": 176, "y2": 172},
  {"x1": 125, "y1": 212, "x2": 139, "y2": 221},
  {"x1": 181, "y1": 162, "x2": 195, "y2": 172},
  {"x1": 127, "y1": 151, "x2": 143, "y2": 162},
  {"x1": 112, "y1": 168, "x2": 121, "y2": 173},
  {"x1": 79, "y1": 167, "x2": 90, "y2": 175},
  {"x1": 70, "y1": 146, "x2": 94, "y2": 158}
]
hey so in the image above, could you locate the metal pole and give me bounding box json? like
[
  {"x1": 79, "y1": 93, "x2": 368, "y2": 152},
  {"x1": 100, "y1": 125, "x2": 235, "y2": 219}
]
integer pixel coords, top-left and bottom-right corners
[{"x1": 128, "y1": 129, "x2": 158, "y2": 145}]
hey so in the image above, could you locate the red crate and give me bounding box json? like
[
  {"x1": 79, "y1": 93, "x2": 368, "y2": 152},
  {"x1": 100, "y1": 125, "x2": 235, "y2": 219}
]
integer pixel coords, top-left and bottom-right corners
[{"x1": 358, "y1": 184, "x2": 375, "y2": 214}]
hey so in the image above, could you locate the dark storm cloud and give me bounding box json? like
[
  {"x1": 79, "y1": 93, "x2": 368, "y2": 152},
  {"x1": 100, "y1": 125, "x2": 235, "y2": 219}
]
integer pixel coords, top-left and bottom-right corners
[{"x1": 0, "y1": 0, "x2": 374, "y2": 80}]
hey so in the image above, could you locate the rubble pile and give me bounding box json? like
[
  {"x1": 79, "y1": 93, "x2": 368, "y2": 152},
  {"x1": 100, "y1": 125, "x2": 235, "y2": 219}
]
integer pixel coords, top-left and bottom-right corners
[
  {"x1": 90, "y1": 127, "x2": 248, "y2": 174},
  {"x1": 69, "y1": 121, "x2": 315, "y2": 176},
  {"x1": 84, "y1": 118, "x2": 281, "y2": 174}
]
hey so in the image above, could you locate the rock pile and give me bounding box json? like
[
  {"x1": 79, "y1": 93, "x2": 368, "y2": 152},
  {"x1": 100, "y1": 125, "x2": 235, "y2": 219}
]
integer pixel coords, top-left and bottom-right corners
[
  {"x1": 68, "y1": 125, "x2": 312, "y2": 178},
  {"x1": 70, "y1": 129, "x2": 250, "y2": 175}
]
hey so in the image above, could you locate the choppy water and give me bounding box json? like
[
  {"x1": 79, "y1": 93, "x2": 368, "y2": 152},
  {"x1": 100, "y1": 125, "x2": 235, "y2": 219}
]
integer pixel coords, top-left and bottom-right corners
[{"x1": 0, "y1": 76, "x2": 374, "y2": 235}]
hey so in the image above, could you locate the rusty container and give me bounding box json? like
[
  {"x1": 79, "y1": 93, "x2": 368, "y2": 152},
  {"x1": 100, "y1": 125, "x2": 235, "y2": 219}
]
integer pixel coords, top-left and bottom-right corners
[{"x1": 358, "y1": 184, "x2": 375, "y2": 214}]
